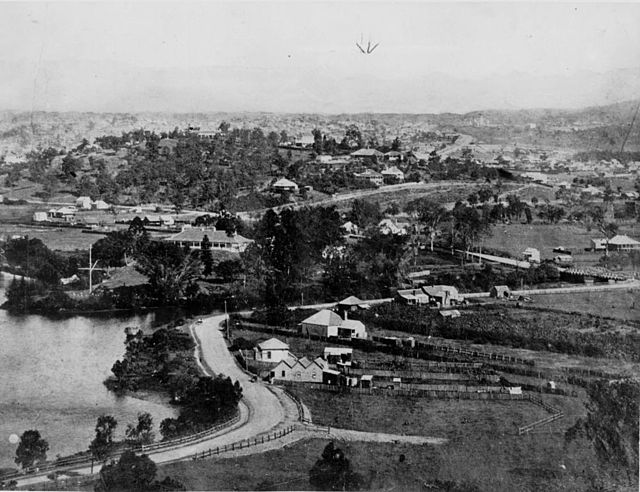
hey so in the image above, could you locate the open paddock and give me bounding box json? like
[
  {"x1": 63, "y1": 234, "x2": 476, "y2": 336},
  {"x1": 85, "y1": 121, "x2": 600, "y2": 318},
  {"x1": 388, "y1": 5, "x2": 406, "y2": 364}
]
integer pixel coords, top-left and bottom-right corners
[{"x1": 528, "y1": 289, "x2": 640, "y2": 322}]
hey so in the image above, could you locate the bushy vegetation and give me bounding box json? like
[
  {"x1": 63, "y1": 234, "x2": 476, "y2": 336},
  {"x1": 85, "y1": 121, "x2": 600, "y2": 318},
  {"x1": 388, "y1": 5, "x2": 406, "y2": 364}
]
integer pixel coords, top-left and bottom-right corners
[
  {"x1": 360, "y1": 304, "x2": 640, "y2": 360},
  {"x1": 566, "y1": 379, "x2": 639, "y2": 488},
  {"x1": 98, "y1": 450, "x2": 186, "y2": 491},
  {"x1": 107, "y1": 327, "x2": 242, "y2": 441}
]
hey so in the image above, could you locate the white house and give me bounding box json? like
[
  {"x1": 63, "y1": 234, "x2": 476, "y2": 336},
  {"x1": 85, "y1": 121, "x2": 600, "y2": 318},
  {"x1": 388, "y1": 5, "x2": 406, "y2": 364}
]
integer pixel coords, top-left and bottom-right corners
[
  {"x1": 354, "y1": 170, "x2": 383, "y2": 187},
  {"x1": 607, "y1": 234, "x2": 640, "y2": 251},
  {"x1": 271, "y1": 178, "x2": 299, "y2": 193},
  {"x1": 253, "y1": 338, "x2": 293, "y2": 364},
  {"x1": 381, "y1": 166, "x2": 405, "y2": 183},
  {"x1": 165, "y1": 227, "x2": 253, "y2": 253},
  {"x1": 522, "y1": 247, "x2": 541, "y2": 263},
  {"x1": 32, "y1": 211, "x2": 48, "y2": 222},
  {"x1": 341, "y1": 221, "x2": 360, "y2": 235},
  {"x1": 93, "y1": 200, "x2": 110, "y2": 210},
  {"x1": 338, "y1": 319, "x2": 367, "y2": 339},
  {"x1": 76, "y1": 196, "x2": 93, "y2": 209},
  {"x1": 378, "y1": 219, "x2": 407, "y2": 236},
  {"x1": 299, "y1": 310, "x2": 367, "y2": 339},
  {"x1": 299, "y1": 310, "x2": 343, "y2": 338}
]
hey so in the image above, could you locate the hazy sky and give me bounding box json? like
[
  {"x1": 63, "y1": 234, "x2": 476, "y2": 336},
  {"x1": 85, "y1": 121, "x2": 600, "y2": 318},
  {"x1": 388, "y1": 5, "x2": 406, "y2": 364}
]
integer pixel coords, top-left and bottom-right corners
[{"x1": 1, "y1": 1, "x2": 640, "y2": 113}]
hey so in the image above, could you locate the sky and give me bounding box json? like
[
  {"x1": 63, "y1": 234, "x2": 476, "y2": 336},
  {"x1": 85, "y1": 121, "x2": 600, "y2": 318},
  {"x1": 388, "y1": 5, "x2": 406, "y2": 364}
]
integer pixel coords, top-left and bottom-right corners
[{"x1": 1, "y1": 1, "x2": 640, "y2": 113}]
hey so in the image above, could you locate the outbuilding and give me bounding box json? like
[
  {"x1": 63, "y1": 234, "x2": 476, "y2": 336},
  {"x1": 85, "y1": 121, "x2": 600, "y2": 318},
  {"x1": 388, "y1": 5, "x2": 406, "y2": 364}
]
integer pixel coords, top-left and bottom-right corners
[{"x1": 490, "y1": 285, "x2": 511, "y2": 298}]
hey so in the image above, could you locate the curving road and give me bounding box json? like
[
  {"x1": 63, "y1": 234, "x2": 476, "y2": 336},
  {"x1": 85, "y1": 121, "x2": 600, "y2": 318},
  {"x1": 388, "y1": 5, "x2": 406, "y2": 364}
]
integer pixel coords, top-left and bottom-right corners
[{"x1": 14, "y1": 315, "x2": 297, "y2": 488}]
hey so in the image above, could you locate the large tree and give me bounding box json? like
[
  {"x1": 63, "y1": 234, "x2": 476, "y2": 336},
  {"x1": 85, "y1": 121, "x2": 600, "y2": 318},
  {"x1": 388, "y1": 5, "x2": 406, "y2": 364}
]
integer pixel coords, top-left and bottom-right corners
[
  {"x1": 15, "y1": 430, "x2": 49, "y2": 469},
  {"x1": 309, "y1": 442, "x2": 364, "y2": 491},
  {"x1": 89, "y1": 415, "x2": 118, "y2": 462}
]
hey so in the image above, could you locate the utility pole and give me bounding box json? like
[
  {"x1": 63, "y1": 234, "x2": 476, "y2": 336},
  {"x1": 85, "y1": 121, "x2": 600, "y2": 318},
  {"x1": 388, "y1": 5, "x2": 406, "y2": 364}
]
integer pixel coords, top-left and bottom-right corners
[{"x1": 79, "y1": 244, "x2": 104, "y2": 294}]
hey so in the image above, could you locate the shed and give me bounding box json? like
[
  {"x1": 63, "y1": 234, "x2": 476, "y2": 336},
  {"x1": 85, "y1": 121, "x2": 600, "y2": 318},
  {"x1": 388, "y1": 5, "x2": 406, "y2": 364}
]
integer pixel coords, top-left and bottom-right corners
[
  {"x1": 323, "y1": 369, "x2": 341, "y2": 385},
  {"x1": 360, "y1": 375, "x2": 374, "y2": 389},
  {"x1": 490, "y1": 285, "x2": 511, "y2": 298}
]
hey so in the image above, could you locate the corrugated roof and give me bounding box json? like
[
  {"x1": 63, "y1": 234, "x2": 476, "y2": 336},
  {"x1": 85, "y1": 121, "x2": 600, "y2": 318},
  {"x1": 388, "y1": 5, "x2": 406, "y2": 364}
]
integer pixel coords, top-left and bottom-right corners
[{"x1": 167, "y1": 228, "x2": 253, "y2": 244}]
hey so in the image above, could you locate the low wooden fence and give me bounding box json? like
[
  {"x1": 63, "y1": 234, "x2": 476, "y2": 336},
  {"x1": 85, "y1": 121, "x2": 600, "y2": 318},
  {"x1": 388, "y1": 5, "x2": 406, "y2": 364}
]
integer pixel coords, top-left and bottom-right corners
[
  {"x1": 281, "y1": 381, "x2": 565, "y2": 435},
  {"x1": 0, "y1": 410, "x2": 241, "y2": 483},
  {"x1": 186, "y1": 425, "x2": 296, "y2": 461}
]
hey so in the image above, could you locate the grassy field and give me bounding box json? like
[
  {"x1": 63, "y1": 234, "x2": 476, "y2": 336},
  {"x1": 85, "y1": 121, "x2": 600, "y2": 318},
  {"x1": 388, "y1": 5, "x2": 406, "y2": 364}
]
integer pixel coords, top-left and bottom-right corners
[
  {"x1": 0, "y1": 224, "x2": 103, "y2": 250},
  {"x1": 288, "y1": 386, "x2": 550, "y2": 438},
  {"x1": 155, "y1": 393, "x2": 604, "y2": 491},
  {"x1": 529, "y1": 290, "x2": 640, "y2": 322},
  {"x1": 483, "y1": 222, "x2": 640, "y2": 262}
]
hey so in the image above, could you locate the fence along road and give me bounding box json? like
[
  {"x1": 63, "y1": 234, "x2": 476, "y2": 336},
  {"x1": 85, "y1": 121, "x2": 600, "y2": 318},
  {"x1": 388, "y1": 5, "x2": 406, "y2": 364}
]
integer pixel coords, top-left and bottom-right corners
[{"x1": 13, "y1": 315, "x2": 297, "y2": 489}]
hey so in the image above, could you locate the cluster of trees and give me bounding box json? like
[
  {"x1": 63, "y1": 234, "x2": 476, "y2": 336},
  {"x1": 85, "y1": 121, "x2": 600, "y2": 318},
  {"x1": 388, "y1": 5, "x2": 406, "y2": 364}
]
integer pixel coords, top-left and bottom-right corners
[
  {"x1": 242, "y1": 206, "x2": 343, "y2": 316},
  {"x1": 112, "y1": 126, "x2": 281, "y2": 210},
  {"x1": 98, "y1": 450, "x2": 186, "y2": 491},
  {"x1": 565, "y1": 379, "x2": 639, "y2": 488},
  {"x1": 108, "y1": 327, "x2": 242, "y2": 441},
  {"x1": 2, "y1": 237, "x2": 85, "y2": 284},
  {"x1": 308, "y1": 442, "x2": 364, "y2": 491},
  {"x1": 361, "y1": 304, "x2": 640, "y2": 361}
]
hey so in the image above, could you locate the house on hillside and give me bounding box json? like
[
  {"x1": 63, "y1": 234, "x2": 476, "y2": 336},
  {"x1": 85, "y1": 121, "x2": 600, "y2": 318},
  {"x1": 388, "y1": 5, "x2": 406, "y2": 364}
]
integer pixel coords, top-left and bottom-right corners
[
  {"x1": 522, "y1": 247, "x2": 541, "y2": 263},
  {"x1": 323, "y1": 347, "x2": 353, "y2": 366},
  {"x1": 336, "y1": 296, "x2": 370, "y2": 313},
  {"x1": 165, "y1": 227, "x2": 253, "y2": 253},
  {"x1": 381, "y1": 166, "x2": 405, "y2": 183},
  {"x1": 299, "y1": 309, "x2": 343, "y2": 338},
  {"x1": 341, "y1": 221, "x2": 360, "y2": 235},
  {"x1": 378, "y1": 219, "x2": 408, "y2": 236},
  {"x1": 590, "y1": 238, "x2": 607, "y2": 251},
  {"x1": 33, "y1": 211, "x2": 48, "y2": 222},
  {"x1": 384, "y1": 151, "x2": 403, "y2": 162},
  {"x1": 422, "y1": 285, "x2": 462, "y2": 307},
  {"x1": 299, "y1": 310, "x2": 367, "y2": 339},
  {"x1": 338, "y1": 319, "x2": 367, "y2": 339},
  {"x1": 93, "y1": 200, "x2": 110, "y2": 210},
  {"x1": 490, "y1": 285, "x2": 511, "y2": 298},
  {"x1": 48, "y1": 207, "x2": 76, "y2": 222},
  {"x1": 350, "y1": 148, "x2": 384, "y2": 161},
  {"x1": 253, "y1": 338, "x2": 293, "y2": 363},
  {"x1": 606, "y1": 234, "x2": 640, "y2": 251},
  {"x1": 354, "y1": 169, "x2": 383, "y2": 187},
  {"x1": 395, "y1": 288, "x2": 431, "y2": 305},
  {"x1": 158, "y1": 138, "x2": 178, "y2": 155},
  {"x1": 270, "y1": 356, "x2": 327, "y2": 382},
  {"x1": 76, "y1": 196, "x2": 93, "y2": 209},
  {"x1": 271, "y1": 177, "x2": 299, "y2": 193}
]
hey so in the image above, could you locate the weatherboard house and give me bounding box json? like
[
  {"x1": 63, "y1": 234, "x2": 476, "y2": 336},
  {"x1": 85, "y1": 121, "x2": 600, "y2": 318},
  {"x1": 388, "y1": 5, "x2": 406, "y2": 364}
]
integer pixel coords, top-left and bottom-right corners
[
  {"x1": 253, "y1": 338, "x2": 293, "y2": 364},
  {"x1": 299, "y1": 309, "x2": 367, "y2": 340},
  {"x1": 165, "y1": 227, "x2": 253, "y2": 253},
  {"x1": 270, "y1": 356, "x2": 327, "y2": 383},
  {"x1": 606, "y1": 234, "x2": 640, "y2": 252},
  {"x1": 271, "y1": 178, "x2": 299, "y2": 193}
]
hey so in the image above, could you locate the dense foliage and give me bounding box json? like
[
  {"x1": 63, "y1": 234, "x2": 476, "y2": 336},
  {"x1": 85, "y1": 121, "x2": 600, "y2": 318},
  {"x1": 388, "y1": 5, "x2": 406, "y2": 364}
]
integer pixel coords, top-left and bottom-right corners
[
  {"x1": 14, "y1": 430, "x2": 49, "y2": 470},
  {"x1": 566, "y1": 379, "x2": 639, "y2": 486},
  {"x1": 98, "y1": 450, "x2": 186, "y2": 492},
  {"x1": 361, "y1": 304, "x2": 640, "y2": 360},
  {"x1": 309, "y1": 442, "x2": 364, "y2": 491},
  {"x1": 108, "y1": 327, "x2": 242, "y2": 441}
]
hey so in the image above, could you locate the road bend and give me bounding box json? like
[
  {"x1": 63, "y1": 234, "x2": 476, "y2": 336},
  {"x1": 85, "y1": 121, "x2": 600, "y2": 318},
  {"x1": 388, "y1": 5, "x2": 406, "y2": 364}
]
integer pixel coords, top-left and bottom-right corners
[{"x1": 14, "y1": 315, "x2": 297, "y2": 488}]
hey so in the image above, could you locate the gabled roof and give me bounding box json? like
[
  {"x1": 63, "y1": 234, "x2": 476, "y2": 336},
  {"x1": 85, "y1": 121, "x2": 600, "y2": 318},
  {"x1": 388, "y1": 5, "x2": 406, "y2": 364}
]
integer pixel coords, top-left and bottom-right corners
[
  {"x1": 301, "y1": 309, "x2": 343, "y2": 327},
  {"x1": 257, "y1": 338, "x2": 289, "y2": 351}
]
